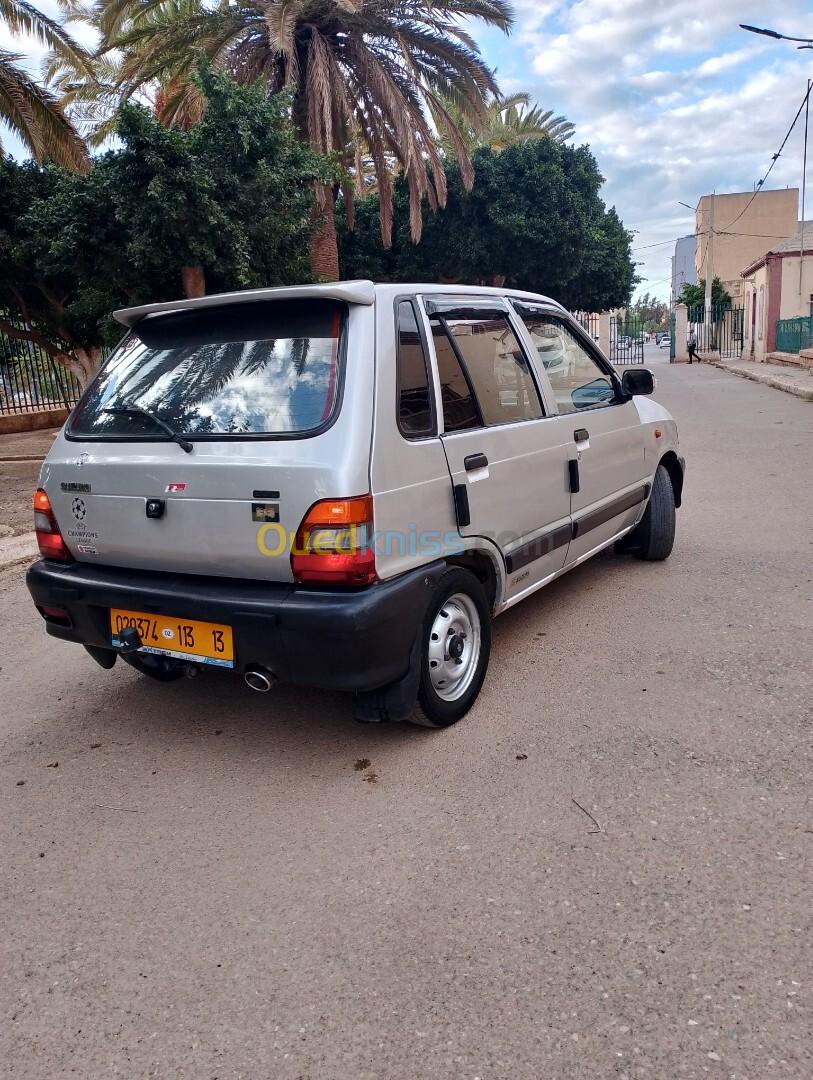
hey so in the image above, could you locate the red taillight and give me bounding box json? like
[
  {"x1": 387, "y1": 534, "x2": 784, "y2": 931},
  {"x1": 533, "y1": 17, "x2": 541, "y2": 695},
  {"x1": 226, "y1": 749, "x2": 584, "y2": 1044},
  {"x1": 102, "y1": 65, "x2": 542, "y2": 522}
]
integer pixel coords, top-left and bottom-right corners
[
  {"x1": 33, "y1": 488, "x2": 72, "y2": 562},
  {"x1": 291, "y1": 495, "x2": 376, "y2": 585}
]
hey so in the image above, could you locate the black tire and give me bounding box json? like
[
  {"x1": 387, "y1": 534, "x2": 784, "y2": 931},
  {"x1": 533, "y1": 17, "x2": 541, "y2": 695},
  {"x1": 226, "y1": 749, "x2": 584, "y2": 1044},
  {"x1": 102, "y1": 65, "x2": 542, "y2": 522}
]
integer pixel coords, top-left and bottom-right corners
[
  {"x1": 405, "y1": 567, "x2": 491, "y2": 728},
  {"x1": 630, "y1": 464, "x2": 676, "y2": 561},
  {"x1": 121, "y1": 651, "x2": 187, "y2": 682}
]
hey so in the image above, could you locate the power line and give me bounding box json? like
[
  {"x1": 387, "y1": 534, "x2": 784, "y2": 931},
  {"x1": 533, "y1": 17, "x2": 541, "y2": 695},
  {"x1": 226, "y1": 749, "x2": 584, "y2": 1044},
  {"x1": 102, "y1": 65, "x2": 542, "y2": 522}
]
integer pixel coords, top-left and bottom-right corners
[
  {"x1": 632, "y1": 238, "x2": 681, "y2": 252},
  {"x1": 718, "y1": 81, "x2": 813, "y2": 232},
  {"x1": 632, "y1": 231, "x2": 709, "y2": 253},
  {"x1": 715, "y1": 230, "x2": 808, "y2": 238}
]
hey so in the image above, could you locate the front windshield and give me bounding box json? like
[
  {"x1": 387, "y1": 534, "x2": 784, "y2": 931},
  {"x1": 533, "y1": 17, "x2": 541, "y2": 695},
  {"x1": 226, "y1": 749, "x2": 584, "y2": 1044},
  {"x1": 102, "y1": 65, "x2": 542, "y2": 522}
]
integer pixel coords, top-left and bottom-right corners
[{"x1": 70, "y1": 299, "x2": 343, "y2": 438}]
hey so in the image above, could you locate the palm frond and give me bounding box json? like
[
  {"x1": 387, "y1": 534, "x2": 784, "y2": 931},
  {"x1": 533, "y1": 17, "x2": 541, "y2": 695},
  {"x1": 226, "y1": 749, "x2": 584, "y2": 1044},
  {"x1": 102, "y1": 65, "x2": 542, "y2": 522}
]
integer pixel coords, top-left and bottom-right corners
[
  {"x1": 0, "y1": 47, "x2": 89, "y2": 169},
  {"x1": 1, "y1": 0, "x2": 95, "y2": 75}
]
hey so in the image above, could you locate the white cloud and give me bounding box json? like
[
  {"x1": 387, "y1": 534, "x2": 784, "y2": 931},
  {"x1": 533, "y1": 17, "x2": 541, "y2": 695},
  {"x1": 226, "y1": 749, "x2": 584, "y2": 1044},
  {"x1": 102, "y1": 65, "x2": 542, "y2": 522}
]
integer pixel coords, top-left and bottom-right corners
[
  {"x1": 695, "y1": 44, "x2": 768, "y2": 78},
  {"x1": 496, "y1": 0, "x2": 813, "y2": 298}
]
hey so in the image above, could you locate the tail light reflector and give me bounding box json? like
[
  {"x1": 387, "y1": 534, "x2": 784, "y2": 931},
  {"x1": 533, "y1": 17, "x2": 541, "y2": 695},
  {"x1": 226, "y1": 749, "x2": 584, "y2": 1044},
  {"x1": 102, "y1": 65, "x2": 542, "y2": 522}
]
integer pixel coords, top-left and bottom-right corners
[
  {"x1": 33, "y1": 488, "x2": 72, "y2": 562},
  {"x1": 37, "y1": 604, "x2": 72, "y2": 627},
  {"x1": 292, "y1": 496, "x2": 376, "y2": 585}
]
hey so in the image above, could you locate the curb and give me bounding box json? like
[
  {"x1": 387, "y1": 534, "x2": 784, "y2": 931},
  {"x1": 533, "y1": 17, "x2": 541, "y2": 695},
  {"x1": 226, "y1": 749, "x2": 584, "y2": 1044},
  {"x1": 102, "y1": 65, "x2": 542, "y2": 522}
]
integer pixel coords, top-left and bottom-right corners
[
  {"x1": 710, "y1": 361, "x2": 813, "y2": 402},
  {"x1": 0, "y1": 534, "x2": 38, "y2": 571},
  {"x1": 0, "y1": 455, "x2": 46, "y2": 464}
]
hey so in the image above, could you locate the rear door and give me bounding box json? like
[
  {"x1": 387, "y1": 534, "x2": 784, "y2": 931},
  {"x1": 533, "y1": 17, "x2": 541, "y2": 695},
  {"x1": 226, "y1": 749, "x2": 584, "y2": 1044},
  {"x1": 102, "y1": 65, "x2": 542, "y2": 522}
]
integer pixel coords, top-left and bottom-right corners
[
  {"x1": 512, "y1": 305, "x2": 647, "y2": 564},
  {"x1": 44, "y1": 298, "x2": 373, "y2": 582},
  {"x1": 422, "y1": 298, "x2": 572, "y2": 598}
]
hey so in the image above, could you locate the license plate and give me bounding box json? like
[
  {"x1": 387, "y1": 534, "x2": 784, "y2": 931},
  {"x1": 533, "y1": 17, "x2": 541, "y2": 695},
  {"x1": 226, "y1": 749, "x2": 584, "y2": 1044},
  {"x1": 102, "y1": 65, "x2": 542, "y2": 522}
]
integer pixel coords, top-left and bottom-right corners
[{"x1": 110, "y1": 608, "x2": 234, "y2": 668}]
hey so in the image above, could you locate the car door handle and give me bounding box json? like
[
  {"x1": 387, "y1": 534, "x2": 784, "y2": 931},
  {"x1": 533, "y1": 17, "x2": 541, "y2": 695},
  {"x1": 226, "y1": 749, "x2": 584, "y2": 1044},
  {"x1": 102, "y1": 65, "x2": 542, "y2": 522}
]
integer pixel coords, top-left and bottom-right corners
[
  {"x1": 568, "y1": 459, "x2": 580, "y2": 494},
  {"x1": 464, "y1": 453, "x2": 489, "y2": 471},
  {"x1": 574, "y1": 428, "x2": 590, "y2": 442}
]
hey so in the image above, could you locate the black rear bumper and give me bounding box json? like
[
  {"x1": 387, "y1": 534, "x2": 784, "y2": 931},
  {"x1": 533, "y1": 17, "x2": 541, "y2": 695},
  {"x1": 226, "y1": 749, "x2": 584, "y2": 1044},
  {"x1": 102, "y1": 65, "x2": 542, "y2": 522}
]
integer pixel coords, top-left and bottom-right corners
[{"x1": 26, "y1": 559, "x2": 445, "y2": 692}]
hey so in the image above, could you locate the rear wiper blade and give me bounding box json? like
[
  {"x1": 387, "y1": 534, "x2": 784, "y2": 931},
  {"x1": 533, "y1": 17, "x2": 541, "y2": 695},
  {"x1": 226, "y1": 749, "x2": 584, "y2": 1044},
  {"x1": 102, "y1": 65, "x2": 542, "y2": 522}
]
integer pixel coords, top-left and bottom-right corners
[{"x1": 103, "y1": 405, "x2": 194, "y2": 453}]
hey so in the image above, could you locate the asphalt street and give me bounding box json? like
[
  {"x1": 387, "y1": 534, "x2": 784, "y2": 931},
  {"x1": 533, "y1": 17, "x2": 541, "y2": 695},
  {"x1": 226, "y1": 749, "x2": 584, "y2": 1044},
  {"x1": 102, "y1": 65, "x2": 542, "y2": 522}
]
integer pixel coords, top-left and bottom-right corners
[{"x1": 1, "y1": 352, "x2": 811, "y2": 1078}]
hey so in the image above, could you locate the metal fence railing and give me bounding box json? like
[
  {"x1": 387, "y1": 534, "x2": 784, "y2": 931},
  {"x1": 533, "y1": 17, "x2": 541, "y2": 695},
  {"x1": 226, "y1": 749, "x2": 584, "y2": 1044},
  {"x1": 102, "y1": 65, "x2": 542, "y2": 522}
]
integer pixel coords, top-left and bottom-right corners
[
  {"x1": 610, "y1": 313, "x2": 644, "y2": 365},
  {"x1": 775, "y1": 315, "x2": 813, "y2": 355},
  {"x1": 687, "y1": 304, "x2": 744, "y2": 359},
  {"x1": 571, "y1": 311, "x2": 600, "y2": 341},
  {"x1": 0, "y1": 313, "x2": 83, "y2": 415}
]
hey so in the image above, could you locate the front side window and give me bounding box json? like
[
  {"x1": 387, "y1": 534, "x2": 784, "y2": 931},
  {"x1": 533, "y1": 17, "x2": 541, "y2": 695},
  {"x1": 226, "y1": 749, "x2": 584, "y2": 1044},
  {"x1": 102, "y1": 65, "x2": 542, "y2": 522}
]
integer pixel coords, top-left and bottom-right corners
[
  {"x1": 434, "y1": 313, "x2": 543, "y2": 427},
  {"x1": 70, "y1": 299, "x2": 343, "y2": 439},
  {"x1": 514, "y1": 308, "x2": 615, "y2": 414},
  {"x1": 396, "y1": 301, "x2": 434, "y2": 437}
]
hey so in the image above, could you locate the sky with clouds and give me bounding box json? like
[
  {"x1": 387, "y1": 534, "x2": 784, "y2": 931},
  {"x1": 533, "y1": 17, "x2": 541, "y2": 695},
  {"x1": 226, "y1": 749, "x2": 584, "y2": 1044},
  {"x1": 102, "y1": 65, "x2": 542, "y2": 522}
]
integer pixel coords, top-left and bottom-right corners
[
  {"x1": 5, "y1": 0, "x2": 813, "y2": 301},
  {"x1": 477, "y1": 0, "x2": 813, "y2": 298}
]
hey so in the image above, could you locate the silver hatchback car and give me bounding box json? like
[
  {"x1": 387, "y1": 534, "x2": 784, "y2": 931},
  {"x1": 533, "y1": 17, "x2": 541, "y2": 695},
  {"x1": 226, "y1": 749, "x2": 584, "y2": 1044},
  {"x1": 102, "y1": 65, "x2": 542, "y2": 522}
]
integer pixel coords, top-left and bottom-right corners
[{"x1": 27, "y1": 282, "x2": 685, "y2": 727}]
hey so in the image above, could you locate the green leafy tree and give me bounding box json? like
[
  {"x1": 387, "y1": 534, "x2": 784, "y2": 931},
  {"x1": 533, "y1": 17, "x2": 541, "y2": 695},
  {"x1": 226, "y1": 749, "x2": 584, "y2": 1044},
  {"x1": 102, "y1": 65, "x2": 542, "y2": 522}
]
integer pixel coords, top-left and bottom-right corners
[
  {"x1": 677, "y1": 277, "x2": 732, "y2": 309},
  {"x1": 631, "y1": 290, "x2": 669, "y2": 332},
  {"x1": 0, "y1": 70, "x2": 334, "y2": 386},
  {"x1": 110, "y1": 69, "x2": 337, "y2": 299},
  {"x1": 0, "y1": 0, "x2": 90, "y2": 169},
  {"x1": 59, "y1": 0, "x2": 514, "y2": 279},
  {"x1": 340, "y1": 141, "x2": 636, "y2": 310}
]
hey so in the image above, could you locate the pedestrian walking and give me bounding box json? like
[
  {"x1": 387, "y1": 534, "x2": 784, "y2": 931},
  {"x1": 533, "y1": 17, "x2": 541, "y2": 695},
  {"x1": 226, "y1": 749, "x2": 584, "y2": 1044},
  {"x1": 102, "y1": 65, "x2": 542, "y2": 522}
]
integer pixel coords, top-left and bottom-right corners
[{"x1": 687, "y1": 328, "x2": 700, "y2": 364}]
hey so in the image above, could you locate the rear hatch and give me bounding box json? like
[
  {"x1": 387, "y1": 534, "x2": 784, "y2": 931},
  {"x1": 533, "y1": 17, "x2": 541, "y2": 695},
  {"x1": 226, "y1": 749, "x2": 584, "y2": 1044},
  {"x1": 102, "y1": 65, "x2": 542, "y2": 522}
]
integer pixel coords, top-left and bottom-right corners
[{"x1": 42, "y1": 298, "x2": 369, "y2": 582}]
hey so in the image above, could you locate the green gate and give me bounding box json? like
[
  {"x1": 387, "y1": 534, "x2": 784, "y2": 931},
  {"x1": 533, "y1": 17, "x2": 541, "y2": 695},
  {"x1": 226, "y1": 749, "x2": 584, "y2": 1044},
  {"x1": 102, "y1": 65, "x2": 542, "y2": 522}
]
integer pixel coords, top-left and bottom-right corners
[
  {"x1": 775, "y1": 315, "x2": 813, "y2": 354},
  {"x1": 669, "y1": 311, "x2": 676, "y2": 362}
]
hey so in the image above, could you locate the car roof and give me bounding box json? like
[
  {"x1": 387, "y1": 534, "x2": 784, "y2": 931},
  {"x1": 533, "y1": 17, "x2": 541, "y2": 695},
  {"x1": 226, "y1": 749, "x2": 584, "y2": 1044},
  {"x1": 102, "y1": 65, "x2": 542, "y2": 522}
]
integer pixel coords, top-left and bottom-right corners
[{"x1": 113, "y1": 280, "x2": 565, "y2": 328}]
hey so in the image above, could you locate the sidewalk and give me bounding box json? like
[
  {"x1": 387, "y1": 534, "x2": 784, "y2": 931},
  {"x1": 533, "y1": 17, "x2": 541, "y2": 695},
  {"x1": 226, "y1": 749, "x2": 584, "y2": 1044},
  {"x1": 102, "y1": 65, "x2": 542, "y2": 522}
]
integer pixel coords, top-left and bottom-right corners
[
  {"x1": 0, "y1": 428, "x2": 58, "y2": 562},
  {"x1": 0, "y1": 426, "x2": 60, "y2": 461},
  {"x1": 710, "y1": 358, "x2": 813, "y2": 401}
]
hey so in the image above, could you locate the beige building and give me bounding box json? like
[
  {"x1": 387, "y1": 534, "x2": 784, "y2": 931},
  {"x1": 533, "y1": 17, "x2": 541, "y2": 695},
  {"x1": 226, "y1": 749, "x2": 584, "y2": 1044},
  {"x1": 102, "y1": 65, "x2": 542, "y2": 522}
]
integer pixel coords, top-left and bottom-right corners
[
  {"x1": 695, "y1": 188, "x2": 799, "y2": 303},
  {"x1": 741, "y1": 222, "x2": 813, "y2": 361}
]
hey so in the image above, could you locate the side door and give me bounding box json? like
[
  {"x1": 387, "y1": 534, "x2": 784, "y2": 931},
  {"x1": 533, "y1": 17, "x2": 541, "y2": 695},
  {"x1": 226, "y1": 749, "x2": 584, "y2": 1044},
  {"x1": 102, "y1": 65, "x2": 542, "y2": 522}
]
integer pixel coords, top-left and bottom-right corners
[
  {"x1": 421, "y1": 297, "x2": 572, "y2": 598},
  {"x1": 511, "y1": 305, "x2": 648, "y2": 565}
]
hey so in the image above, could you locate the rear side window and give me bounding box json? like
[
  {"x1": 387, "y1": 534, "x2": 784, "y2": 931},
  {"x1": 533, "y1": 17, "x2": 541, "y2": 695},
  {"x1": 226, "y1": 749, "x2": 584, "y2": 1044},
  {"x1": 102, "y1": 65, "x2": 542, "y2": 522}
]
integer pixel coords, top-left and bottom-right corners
[
  {"x1": 396, "y1": 301, "x2": 434, "y2": 437},
  {"x1": 440, "y1": 313, "x2": 543, "y2": 426},
  {"x1": 70, "y1": 299, "x2": 343, "y2": 439},
  {"x1": 431, "y1": 322, "x2": 481, "y2": 433}
]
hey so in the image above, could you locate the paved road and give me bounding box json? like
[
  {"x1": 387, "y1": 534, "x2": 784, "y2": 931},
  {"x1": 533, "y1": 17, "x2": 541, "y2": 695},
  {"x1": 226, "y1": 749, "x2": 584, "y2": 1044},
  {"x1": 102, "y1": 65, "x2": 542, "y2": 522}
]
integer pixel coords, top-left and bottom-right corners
[{"x1": 1, "y1": 360, "x2": 811, "y2": 1079}]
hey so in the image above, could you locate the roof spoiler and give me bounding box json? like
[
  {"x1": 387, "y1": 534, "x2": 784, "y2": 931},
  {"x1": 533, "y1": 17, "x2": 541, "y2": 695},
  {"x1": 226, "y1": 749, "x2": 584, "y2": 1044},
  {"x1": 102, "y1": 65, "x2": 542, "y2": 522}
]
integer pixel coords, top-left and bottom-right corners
[{"x1": 113, "y1": 280, "x2": 376, "y2": 328}]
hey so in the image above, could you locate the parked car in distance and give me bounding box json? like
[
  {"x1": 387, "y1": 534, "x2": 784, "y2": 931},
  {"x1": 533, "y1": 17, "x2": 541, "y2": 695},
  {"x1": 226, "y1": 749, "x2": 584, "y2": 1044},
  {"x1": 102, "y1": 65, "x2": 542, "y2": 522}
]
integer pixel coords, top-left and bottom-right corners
[
  {"x1": 658, "y1": 335, "x2": 671, "y2": 349},
  {"x1": 27, "y1": 282, "x2": 685, "y2": 728}
]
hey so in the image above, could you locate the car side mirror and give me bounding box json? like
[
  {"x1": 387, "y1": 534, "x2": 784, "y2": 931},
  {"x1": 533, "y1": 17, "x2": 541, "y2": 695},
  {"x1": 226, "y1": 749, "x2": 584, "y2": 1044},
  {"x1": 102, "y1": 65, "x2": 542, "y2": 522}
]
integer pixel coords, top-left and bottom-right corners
[{"x1": 621, "y1": 368, "x2": 655, "y2": 397}]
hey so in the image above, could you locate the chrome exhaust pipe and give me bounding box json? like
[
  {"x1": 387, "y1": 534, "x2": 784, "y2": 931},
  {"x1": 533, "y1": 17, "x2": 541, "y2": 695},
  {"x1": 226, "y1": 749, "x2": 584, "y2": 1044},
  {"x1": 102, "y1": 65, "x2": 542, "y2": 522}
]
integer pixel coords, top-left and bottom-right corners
[{"x1": 244, "y1": 666, "x2": 276, "y2": 693}]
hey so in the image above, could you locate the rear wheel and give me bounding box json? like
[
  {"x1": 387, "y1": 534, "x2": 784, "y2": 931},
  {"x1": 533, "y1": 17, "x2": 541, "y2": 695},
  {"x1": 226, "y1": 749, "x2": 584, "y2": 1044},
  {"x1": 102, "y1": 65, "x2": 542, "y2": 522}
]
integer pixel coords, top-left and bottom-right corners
[{"x1": 406, "y1": 568, "x2": 491, "y2": 728}]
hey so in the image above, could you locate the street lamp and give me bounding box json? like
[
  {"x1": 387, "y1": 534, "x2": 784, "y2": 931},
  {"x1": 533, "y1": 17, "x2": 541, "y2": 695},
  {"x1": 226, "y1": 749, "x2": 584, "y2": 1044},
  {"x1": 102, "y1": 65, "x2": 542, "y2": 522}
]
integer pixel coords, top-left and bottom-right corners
[{"x1": 740, "y1": 24, "x2": 813, "y2": 49}]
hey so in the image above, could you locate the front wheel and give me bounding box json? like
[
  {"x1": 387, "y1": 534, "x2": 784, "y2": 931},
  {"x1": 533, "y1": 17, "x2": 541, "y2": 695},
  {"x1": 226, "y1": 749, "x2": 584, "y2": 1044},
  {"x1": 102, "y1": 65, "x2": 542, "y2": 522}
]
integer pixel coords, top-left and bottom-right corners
[
  {"x1": 406, "y1": 568, "x2": 491, "y2": 728},
  {"x1": 624, "y1": 464, "x2": 676, "y2": 561}
]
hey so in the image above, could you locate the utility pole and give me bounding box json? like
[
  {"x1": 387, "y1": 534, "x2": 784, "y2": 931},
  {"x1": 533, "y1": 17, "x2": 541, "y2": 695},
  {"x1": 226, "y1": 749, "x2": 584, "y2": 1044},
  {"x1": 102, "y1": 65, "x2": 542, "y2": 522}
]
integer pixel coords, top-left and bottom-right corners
[
  {"x1": 800, "y1": 79, "x2": 810, "y2": 299},
  {"x1": 704, "y1": 193, "x2": 715, "y2": 321}
]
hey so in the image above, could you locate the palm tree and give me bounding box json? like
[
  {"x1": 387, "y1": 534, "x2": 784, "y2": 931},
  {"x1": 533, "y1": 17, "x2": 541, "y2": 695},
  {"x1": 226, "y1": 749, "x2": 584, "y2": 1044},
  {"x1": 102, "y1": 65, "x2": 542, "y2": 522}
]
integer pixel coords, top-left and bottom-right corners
[
  {"x1": 439, "y1": 91, "x2": 575, "y2": 154},
  {"x1": 68, "y1": 0, "x2": 513, "y2": 278},
  {"x1": 0, "y1": 0, "x2": 90, "y2": 169}
]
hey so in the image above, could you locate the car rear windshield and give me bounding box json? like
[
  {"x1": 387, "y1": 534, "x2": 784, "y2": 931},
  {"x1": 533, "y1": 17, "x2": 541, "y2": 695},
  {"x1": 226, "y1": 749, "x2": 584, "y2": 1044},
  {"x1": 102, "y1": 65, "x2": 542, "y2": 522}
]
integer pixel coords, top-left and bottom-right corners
[{"x1": 69, "y1": 299, "x2": 344, "y2": 439}]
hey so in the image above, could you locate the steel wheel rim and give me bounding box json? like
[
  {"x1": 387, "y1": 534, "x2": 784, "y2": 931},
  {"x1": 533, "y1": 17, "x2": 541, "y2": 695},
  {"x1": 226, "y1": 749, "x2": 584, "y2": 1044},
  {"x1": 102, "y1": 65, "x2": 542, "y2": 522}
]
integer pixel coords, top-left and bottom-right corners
[{"x1": 427, "y1": 592, "x2": 481, "y2": 702}]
